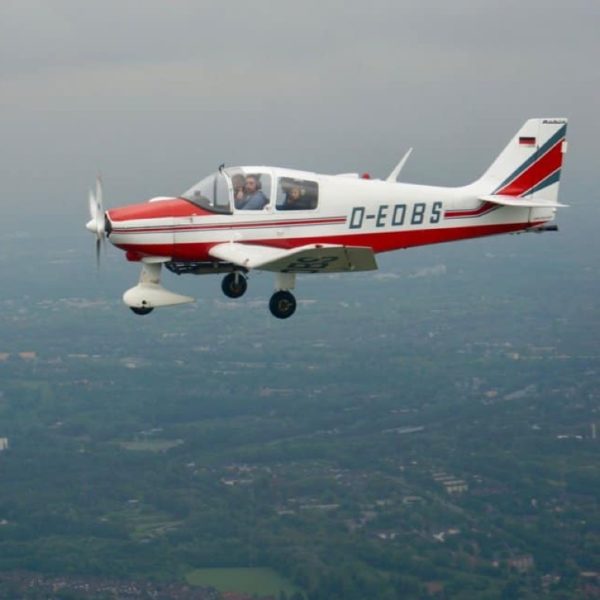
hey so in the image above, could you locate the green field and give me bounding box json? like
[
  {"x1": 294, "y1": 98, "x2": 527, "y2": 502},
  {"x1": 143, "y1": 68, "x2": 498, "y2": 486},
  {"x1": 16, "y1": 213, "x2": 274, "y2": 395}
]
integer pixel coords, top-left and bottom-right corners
[
  {"x1": 186, "y1": 567, "x2": 301, "y2": 597},
  {"x1": 119, "y1": 438, "x2": 183, "y2": 452}
]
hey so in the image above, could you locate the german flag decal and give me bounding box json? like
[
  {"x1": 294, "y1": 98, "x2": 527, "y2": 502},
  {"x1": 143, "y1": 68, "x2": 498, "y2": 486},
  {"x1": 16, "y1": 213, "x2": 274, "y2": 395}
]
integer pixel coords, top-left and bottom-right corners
[{"x1": 519, "y1": 136, "x2": 536, "y2": 146}]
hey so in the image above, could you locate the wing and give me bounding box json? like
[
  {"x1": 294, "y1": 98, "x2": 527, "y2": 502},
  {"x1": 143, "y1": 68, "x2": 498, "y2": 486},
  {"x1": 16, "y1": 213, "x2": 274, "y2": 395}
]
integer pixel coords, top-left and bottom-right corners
[
  {"x1": 479, "y1": 194, "x2": 568, "y2": 208},
  {"x1": 209, "y1": 242, "x2": 378, "y2": 273}
]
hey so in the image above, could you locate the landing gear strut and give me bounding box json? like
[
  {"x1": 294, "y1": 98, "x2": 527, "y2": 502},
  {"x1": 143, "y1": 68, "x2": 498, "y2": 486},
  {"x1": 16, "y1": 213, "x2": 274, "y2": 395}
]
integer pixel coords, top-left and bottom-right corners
[
  {"x1": 221, "y1": 272, "x2": 247, "y2": 298},
  {"x1": 269, "y1": 290, "x2": 297, "y2": 319}
]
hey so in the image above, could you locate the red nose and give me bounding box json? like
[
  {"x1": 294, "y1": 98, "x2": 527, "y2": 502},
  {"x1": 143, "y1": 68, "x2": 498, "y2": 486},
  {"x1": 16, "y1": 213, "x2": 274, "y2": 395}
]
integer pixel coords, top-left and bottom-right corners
[{"x1": 107, "y1": 198, "x2": 211, "y2": 222}]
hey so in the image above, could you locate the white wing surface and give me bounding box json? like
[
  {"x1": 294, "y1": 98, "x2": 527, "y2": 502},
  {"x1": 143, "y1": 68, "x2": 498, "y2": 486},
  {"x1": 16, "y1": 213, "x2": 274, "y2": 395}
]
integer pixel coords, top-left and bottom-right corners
[{"x1": 209, "y1": 243, "x2": 378, "y2": 273}]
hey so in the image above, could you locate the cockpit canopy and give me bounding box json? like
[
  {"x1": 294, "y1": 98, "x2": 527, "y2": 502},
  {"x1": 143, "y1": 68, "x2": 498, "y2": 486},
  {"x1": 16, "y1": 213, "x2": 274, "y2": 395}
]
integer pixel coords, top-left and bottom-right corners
[
  {"x1": 181, "y1": 168, "x2": 272, "y2": 214},
  {"x1": 181, "y1": 167, "x2": 319, "y2": 213}
]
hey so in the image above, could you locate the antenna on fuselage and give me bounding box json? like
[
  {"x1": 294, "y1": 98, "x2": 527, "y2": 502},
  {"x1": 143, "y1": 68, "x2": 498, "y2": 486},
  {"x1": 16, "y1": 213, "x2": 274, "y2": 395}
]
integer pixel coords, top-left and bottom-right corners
[
  {"x1": 218, "y1": 163, "x2": 225, "y2": 173},
  {"x1": 386, "y1": 148, "x2": 413, "y2": 182}
]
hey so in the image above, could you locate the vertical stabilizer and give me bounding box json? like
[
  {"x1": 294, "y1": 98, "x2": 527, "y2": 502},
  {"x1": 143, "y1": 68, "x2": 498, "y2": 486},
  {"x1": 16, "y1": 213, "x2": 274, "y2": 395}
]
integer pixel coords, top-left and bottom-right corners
[{"x1": 476, "y1": 118, "x2": 568, "y2": 204}]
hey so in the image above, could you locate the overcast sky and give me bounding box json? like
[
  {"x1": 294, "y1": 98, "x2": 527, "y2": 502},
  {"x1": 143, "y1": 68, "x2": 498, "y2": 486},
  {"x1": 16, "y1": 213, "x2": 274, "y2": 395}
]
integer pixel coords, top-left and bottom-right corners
[{"x1": 1, "y1": 0, "x2": 597, "y2": 223}]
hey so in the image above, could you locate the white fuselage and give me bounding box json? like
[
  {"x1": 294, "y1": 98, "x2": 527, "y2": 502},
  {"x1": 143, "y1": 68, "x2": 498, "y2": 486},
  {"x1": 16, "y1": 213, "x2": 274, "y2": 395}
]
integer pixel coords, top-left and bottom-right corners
[{"x1": 107, "y1": 166, "x2": 553, "y2": 263}]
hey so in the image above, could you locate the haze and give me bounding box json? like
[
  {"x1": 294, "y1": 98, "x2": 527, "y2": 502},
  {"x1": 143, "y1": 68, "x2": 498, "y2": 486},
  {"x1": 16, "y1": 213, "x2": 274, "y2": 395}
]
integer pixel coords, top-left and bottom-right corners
[{"x1": 1, "y1": 0, "x2": 597, "y2": 229}]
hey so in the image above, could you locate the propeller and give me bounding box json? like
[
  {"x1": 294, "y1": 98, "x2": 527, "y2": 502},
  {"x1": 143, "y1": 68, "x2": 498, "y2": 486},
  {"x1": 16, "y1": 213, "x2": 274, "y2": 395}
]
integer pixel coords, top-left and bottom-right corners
[{"x1": 86, "y1": 177, "x2": 106, "y2": 267}]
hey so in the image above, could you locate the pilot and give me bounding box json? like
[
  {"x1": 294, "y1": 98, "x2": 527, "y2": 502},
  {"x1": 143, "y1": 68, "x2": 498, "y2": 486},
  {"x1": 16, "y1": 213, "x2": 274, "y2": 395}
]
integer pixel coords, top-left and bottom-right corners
[{"x1": 239, "y1": 175, "x2": 268, "y2": 210}]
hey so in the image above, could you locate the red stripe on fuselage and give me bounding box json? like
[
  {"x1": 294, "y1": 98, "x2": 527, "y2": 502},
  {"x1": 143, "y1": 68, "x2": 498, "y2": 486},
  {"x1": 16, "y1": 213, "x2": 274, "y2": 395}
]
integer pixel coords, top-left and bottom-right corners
[
  {"x1": 444, "y1": 201, "x2": 498, "y2": 219},
  {"x1": 112, "y1": 221, "x2": 544, "y2": 262},
  {"x1": 110, "y1": 216, "x2": 347, "y2": 234}
]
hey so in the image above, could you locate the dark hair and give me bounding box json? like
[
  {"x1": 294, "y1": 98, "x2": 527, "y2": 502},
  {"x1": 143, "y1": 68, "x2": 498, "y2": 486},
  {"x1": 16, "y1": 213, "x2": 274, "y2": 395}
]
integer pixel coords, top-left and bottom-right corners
[{"x1": 246, "y1": 174, "x2": 261, "y2": 190}]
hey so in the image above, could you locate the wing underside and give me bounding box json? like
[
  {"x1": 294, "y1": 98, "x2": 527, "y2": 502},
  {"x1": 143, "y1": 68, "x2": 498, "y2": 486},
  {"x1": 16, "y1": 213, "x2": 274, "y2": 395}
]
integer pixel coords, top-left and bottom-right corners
[{"x1": 209, "y1": 242, "x2": 378, "y2": 273}]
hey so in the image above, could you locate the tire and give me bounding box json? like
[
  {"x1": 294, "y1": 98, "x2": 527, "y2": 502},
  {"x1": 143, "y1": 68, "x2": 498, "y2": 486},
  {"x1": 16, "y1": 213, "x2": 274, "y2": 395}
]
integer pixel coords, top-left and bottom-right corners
[
  {"x1": 269, "y1": 290, "x2": 297, "y2": 319},
  {"x1": 130, "y1": 306, "x2": 154, "y2": 315},
  {"x1": 222, "y1": 272, "x2": 248, "y2": 299}
]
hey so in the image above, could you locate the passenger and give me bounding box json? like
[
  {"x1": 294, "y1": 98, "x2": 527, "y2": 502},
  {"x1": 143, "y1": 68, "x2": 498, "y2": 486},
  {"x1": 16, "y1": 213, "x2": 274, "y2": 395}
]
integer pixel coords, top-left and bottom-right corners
[
  {"x1": 239, "y1": 175, "x2": 268, "y2": 210},
  {"x1": 281, "y1": 185, "x2": 304, "y2": 210}
]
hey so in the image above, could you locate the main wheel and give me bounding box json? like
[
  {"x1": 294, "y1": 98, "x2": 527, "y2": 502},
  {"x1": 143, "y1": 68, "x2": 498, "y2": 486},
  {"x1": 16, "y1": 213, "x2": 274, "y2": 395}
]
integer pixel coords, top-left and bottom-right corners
[
  {"x1": 130, "y1": 305, "x2": 154, "y2": 316},
  {"x1": 222, "y1": 272, "x2": 247, "y2": 298},
  {"x1": 269, "y1": 290, "x2": 297, "y2": 319}
]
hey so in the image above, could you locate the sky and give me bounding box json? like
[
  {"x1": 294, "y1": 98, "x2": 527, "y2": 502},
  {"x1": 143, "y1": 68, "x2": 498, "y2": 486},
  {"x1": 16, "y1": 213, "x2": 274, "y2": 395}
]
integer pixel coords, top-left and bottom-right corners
[{"x1": 1, "y1": 0, "x2": 598, "y2": 227}]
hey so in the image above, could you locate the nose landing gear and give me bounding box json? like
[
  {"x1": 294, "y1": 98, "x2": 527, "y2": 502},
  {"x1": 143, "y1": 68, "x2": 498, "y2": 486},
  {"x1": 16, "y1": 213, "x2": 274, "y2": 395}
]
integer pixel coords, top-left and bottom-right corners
[
  {"x1": 124, "y1": 261, "x2": 194, "y2": 316},
  {"x1": 130, "y1": 305, "x2": 154, "y2": 316}
]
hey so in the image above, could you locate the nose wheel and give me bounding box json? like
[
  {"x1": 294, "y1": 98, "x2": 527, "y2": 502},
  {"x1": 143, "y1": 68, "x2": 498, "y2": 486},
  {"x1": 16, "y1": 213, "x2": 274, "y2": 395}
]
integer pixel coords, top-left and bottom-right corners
[
  {"x1": 130, "y1": 305, "x2": 154, "y2": 316},
  {"x1": 222, "y1": 272, "x2": 247, "y2": 298},
  {"x1": 269, "y1": 290, "x2": 296, "y2": 319}
]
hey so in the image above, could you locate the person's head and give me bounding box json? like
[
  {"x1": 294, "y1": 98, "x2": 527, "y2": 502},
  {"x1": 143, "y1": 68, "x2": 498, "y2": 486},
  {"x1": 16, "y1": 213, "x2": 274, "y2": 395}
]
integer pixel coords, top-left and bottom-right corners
[
  {"x1": 288, "y1": 186, "x2": 302, "y2": 201},
  {"x1": 245, "y1": 175, "x2": 259, "y2": 194}
]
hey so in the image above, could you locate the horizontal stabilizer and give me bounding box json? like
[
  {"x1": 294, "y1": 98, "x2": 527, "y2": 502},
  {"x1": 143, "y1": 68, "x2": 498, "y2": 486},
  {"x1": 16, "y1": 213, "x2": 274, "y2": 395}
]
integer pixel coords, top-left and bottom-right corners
[
  {"x1": 479, "y1": 194, "x2": 568, "y2": 208},
  {"x1": 210, "y1": 242, "x2": 378, "y2": 273}
]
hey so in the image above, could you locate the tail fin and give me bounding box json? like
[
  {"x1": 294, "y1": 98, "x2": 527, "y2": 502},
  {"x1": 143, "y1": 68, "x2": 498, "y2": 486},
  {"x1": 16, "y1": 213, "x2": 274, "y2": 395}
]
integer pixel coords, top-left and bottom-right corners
[{"x1": 476, "y1": 118, "x2": 568, "y2": 204}]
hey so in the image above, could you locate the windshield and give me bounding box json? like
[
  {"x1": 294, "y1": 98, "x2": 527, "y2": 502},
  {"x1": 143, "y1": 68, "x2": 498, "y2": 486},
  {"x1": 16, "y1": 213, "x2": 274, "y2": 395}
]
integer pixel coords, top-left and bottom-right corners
[
  {"x1": 181, "y1": 168, "x2": 272, "y2": 213},
  {"x1": 181, "y1": 170, "x2": 232, "y2": 214}
]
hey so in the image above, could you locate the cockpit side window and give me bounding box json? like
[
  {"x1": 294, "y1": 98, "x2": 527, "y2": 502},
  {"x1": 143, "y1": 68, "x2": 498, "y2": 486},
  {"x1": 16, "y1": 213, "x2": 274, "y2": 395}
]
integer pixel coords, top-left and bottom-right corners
[{"x1": 276, "y1": 177, "x2": 319, "y2": 211}]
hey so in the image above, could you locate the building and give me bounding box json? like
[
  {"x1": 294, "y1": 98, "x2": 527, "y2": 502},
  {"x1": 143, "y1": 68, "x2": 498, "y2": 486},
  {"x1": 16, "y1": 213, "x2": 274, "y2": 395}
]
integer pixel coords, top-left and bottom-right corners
[
  {"x1": 507, "y1": 555, "x2": 534, "y2": 572},
  {"x1": 444, "y1": 480, "x2": 468, "y2": 495}
]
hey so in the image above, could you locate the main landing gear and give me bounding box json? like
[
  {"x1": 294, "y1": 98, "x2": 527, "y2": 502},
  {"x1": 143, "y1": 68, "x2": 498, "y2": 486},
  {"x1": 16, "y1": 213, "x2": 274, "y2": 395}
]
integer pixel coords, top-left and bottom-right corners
[
  {"x1": 221, "y1": 272, "x2": 248, "y2": 298},
  {"x1": 268, "y1": 272, "x2": 297, "y2": 320},
  {"x1": 269, "y1": 290, "x2": 296, "y2": 319},
  {"x1": 221, "y1": 271, "x2": 298, "y2": 319}
]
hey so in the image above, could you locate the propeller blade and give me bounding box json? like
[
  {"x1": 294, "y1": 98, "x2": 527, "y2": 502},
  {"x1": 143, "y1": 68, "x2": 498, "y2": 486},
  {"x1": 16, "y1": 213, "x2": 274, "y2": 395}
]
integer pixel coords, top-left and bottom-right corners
[
  {"x1": 86, "y1": 176, "x2": 107, "y2": 267},
  {"x1": 95, "y1": 210, "x2": 105, "y2": 240},
  {"x1": 95, "y1": 177, "x2": 103, "y2": 212},
  {"x1": 94, "y1": 177, "x2": 105, "y2": 241},
  {"x1": 88, "y1": 188, "x2": 97, "y2": 220},
  {"x1": 96, "y1": 238, "x2": 101, "y2": 269}
]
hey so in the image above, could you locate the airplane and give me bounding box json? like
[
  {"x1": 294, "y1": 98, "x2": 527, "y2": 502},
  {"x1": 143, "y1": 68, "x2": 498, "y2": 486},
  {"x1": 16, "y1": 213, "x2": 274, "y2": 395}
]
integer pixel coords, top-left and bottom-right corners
[{"x1": 86, "y1": 118, "x2": 568, "y2": 319}]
